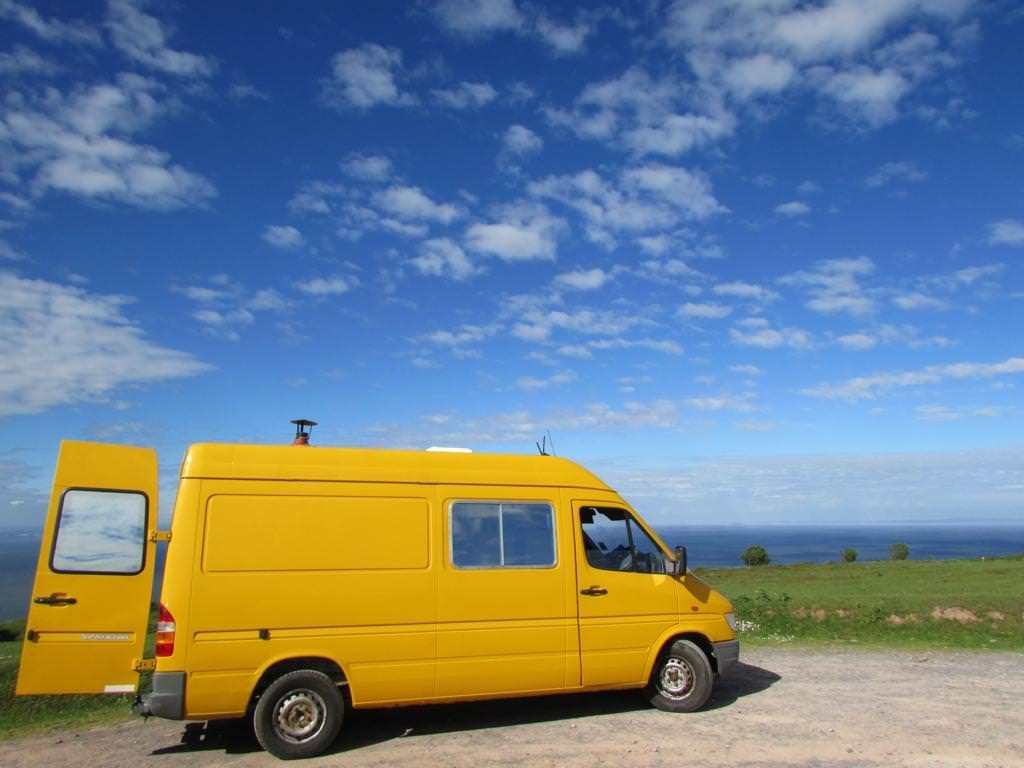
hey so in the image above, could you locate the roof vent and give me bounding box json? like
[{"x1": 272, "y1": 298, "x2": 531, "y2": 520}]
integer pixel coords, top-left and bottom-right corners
[
  {"x1": 290, "y1": 419, "x2": 317, "y2": 446},
  {"x1": 426, "y1": 446, "x2": 472, "y2": 453}
]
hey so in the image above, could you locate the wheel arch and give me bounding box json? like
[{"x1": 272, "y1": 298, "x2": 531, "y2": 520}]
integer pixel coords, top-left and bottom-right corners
[
  {"x1": 249, "y1": 655, "x2": 350, "y2": 712},
  {"x1": 644, "y1": 629, "x2": 717, "y2": 682}
]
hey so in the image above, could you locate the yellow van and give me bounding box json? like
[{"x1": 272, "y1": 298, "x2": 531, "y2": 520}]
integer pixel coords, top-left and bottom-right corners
[{"x1": 17, "y1": 436, "x2": 739, "y2": 759}]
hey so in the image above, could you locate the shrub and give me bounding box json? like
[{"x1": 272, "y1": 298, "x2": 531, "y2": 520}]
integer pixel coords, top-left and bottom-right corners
[
  {"x1": 890, "y1": 542, "x2": 910, "y2": 561},
  {"x1": 741, "y1": 544, "x2": 770, "y2": 566},
  {"x1": 841, "y1": 547, "x2": 858, "y2": 563},
  {"x1": 0, "y1": 618, "x2": 24, "y2": 641}
]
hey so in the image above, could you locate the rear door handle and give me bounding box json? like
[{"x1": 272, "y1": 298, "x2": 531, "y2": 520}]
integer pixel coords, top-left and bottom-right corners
[
  {"x1": 33, "y1": 593, "x2": 77, "y2": 607},
  {"x1": 580, "y1": 586, "x2": 608, "y2": 596}
]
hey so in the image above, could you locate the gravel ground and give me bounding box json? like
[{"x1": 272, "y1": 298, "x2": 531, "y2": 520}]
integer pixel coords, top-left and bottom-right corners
[{"x1": 2, "y1": 648, "x2": 1022, "y2": 768}]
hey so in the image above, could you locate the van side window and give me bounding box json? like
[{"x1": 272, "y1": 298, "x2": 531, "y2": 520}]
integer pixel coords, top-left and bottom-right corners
[
  {"x1": 51, "y1": 489, "x2": 147, "y2": 574},
  {"x1": 580, "y1": 506, "x2": 668, "y2": 574},
  {"x1": 450, "y1": 502, "x2": 555, "y2": 568}
]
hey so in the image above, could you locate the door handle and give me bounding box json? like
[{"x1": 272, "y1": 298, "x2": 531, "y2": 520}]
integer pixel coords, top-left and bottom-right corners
[
  {"x1": 580, "y1": 586, "x2": 608, "y2": 596},
  {"x1": 33, "y1": 593, "x2": 77, "y2": 607}
]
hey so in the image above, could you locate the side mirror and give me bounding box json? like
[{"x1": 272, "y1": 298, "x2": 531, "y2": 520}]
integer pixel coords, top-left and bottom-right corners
[{"x1": 674, "y1": 545, "x2": 687, "y2": 577}]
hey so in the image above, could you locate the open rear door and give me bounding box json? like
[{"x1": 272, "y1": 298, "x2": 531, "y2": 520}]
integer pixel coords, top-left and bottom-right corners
[{"x1": 16, "y1": 441, "x2": 158, "y2": 695}]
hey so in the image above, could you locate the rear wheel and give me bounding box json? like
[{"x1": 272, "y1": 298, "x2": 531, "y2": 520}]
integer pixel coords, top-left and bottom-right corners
[
  {"x1": 647, "y1": 638, "x2": 713, "y2": 713},
  {"x1": 253, "y1": 669, "x2": 343, "y2": 760}
]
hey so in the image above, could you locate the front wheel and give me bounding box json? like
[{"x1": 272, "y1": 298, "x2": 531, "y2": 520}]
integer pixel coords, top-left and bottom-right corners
[
  {"x1": 646, "y1": 638, "x2": 713, "y2": 713},
  {"x1": 253, "y1": 669, "x2": 344, "y2": 760}
]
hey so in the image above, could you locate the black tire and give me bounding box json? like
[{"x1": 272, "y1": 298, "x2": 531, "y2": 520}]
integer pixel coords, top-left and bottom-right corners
[
  {"x1": 646, "y1": 638, "x2": 713, "y2": 713},
  {"x1": 253, "y1": 669, "x2": 344, "y2": 760}
]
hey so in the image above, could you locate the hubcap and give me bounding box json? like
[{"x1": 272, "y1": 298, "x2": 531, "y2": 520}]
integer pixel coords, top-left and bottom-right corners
[
  {"x1": 659, "y1": 657, "x2": 695, "y2": 700},
  {"x1": 273, "y1": 689, "x2": 327, "y2": 743}
]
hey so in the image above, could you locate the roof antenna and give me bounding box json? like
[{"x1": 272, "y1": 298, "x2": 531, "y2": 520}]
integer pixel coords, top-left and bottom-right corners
[
  {"x1": 536, "y1": 431, "x2": 556, "y2": 456},
  {"x1": 290, "y1": 419, "x2": 317, "y2": 446}
]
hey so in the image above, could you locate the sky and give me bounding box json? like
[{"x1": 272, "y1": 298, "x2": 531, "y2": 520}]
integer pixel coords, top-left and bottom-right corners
[{"x1": 1, "y1": 0, "x2": 1023, "y2": 529}]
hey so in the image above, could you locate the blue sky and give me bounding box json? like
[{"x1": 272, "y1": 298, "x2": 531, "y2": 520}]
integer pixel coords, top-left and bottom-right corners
[{"x1": 1, "y1": 0, "x2": 1023, "y2": 528}]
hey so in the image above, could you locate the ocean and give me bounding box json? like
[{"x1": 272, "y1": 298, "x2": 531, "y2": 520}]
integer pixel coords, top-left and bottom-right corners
[{"x1": 2, "y1": 524, "x2": 1023, "y2": 621}]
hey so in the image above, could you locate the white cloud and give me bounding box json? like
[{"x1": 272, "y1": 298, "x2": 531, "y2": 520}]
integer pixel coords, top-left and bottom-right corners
[
  {"x1": 865, "y1": 160, "x2": 929, "y2": 188},
  {"x1": 508, "y1": 302, "x2": 648, "y2": 344},
  {"x1": 802, "y1": 357, "x2": 1024, "y2": 401},
  {"x1": 430, "y1": 0, "x2": 591, "y2": 55},
  {"x1": 106, "y1": 0, "x2": 216, "y2": 77},
  {"x1": 623, "y1": 165, "x2": 727, "y2": 219},
  {"x1": 173, "y1": 277, "x2": 289, "y2": 340},
  {"x1": 295, "y1": 276, "x2": 350, "y2": 296},
  {"x1": 323, "y1": 44, "x2": 414, "y2": 109},
  {"x1": 915, "y1": 404, "x2": 1009, "y2": 422},
  {"x1": 544, "y1": 67, "x2": 735, "y2": 157},
  {"x1": 773, "y1": 0, "x2": 925, "y2": 61},
  {"x1": 723, "y1": 54, "x2": 795, "y2": 98},
  {"x1": 0, "y1": 45, "x2": 59, "y2": 76},
  {"x1": 775, "y1": 200, "x2": 810, "y2": 216},
  {"x1": 529, "y1": 165, "x2": 725, "y2": 247},
  {"x1": 432, "y1": 81, "x2": 497, "y2": 109},
  {"x1": 685, "y1": 393, "x2": 757, "y2": 412},
  {"x1": 374, "y1": 185, "x2": 460, "y2": 224},
  {"x1": 779, "y1": 257, "x2": 876, "y2": 316},
  {"x1": 424, "y1": 323, "x2": 496, "y2": 357},
  {"x1": 588, "y1": 338, "x2": 683, "y2": 355},
  {"x1": 836, "y1": 332, "x2": 878, "y2": 350},
  {"x1": 287, "y1": 180, "x2": 344, "y2": 216},
  {"x1": 0, "y1": 273, "x2": 208, "y2": 416},
  {"x1": 678, "y1": 302, "x2": 732, "y2": 319},
  {"x1": 502, "y1": 124, "x2": 543, "y2": 156},
  {"x1": 0, "y1": 0, "x2": 102, "y2": 46},
  {"x1": 516, "y1": 370, "x2": 577, "y2": 391},
  {"x1": 729, "y1": 364, "x2": 764, "y2": 376},
  {"x1": 248, "y1": 288, "x2": 287, "y2": 311},
  {"x1": 261, "y1": 225, "x2": 304, "y2": 250},
  {"x1": 712, "y1": 281, "x2": 779, "y2": 303},
  {"x1": 410, "y1": 238, "x2": 479, "y2": 281},
  {"x1": 464, "y1": 203, "x2": 564, "y2": 261},
  {"x1": 988, "y1": 218, "x2": 1024, "y2": 247},
  {"x1": 730, "y1": 317, "x2": 812, "y2": 349},
  {"x1": 431, "y1": 0, "x2": 523, "y2": 37},
  {"x1": 662, "y1": 0, "x2": 975, "y2": 132},
  {"x1": 891, "y1": 291, "x2": 948, "y2": 311},
  {"x1": 821, "y1": 66, "x2": 909, "y2": 126},
  {"x1": 192, "y1": 307, "x2": 253, "y2": 339},
  {"x1": 228, "y1": 83, "x2": 270, "y2": 102},
  {"x1": 554, "y1": 268, "x2": 610, "y2": 291},
  {"x1": 341, "y1": 154, "x2": 393, "y2": 182},
  {"x1": 0, "y1": 240, "x2": 26, "y2": 261},
  {"x1": 1, "y1": 75, "x2": 216, "y2": 210},
  {"x1": 533, "y1": 14, "x2": 592, "y2": 55}
]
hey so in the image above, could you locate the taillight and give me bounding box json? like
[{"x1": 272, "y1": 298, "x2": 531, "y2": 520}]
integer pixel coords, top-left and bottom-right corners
[{"x1": 155, "y1": 603, "x2": 176, "y2": 657}]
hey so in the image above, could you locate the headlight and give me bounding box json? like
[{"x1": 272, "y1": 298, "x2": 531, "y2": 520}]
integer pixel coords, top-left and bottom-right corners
[{"x1": 725, "y1": 612, "x2": 737, "y2": 631}]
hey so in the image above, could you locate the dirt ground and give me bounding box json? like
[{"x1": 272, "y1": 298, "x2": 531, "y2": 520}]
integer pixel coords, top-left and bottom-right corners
[{"x1": 2, "y1": 648, "x2": 1022, "y2": 768}]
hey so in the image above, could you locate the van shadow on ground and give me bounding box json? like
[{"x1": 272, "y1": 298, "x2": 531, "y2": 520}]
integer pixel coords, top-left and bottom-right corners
[{"x1": 151, "y1": 662, "x2": 780, "y2": 757}]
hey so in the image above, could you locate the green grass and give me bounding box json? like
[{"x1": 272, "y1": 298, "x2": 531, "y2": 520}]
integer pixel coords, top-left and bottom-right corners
[
  {"x1": 0, "y1": 615, "x2": 153, "y2": 740},
  {"x1": 697, "y1": 554, "x2": 1024, "y2": 650}
]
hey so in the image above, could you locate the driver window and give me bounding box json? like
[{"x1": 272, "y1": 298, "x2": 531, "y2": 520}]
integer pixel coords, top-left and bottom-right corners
[{"x1": 580, "y1": 506, "x2": 668, "y2": 574}]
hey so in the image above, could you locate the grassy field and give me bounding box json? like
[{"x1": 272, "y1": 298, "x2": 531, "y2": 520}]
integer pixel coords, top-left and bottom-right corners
[
  {"x1": 698, "y1": 554, "x2": 1024, "y2": 650},
  {"x1": 0, "y1": 617, "x2": 149, "y2": 740},
  {"x1": 1, "y1": 556, "x2": 1021, "y2": 739}
]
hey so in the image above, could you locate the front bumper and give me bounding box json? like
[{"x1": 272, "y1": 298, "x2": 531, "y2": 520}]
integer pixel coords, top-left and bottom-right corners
[
  {"x1": 713, "y1": 639, "x2": 740, "y2": 676},
  {"x1": 133, "y1": 671, "x2": 185, "y2": 720}
]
